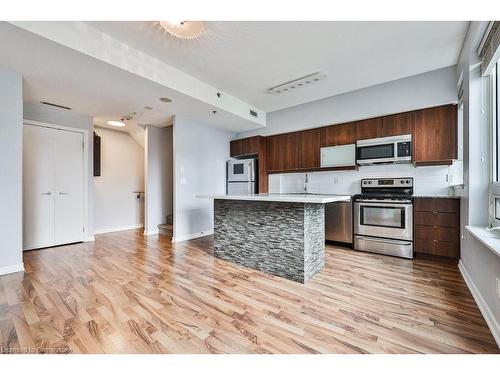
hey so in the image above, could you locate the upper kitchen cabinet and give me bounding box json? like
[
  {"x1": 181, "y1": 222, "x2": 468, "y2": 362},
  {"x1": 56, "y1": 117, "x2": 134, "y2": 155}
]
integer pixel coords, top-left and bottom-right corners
[
  {"x1": 266, "y1": 129, "x2": 321, "y2": 172},
  {"x1": 298, "y1": 129, "x2": 321, "y2": 169},
  {"x1": 230, "y1": 136, "x2": 262, "y2": 158},
  {"x1": 356, "y1": 118, "x2": 383, "y2": 140},
  {"x1": 320, "y1": 122, "x2": 357, "y2": 147},
  {"x1": 266, "y1": 134, "x2": 286, "y2": 172},
  {"x1": 381, "y1": 111, "x2": 415, "y2": 137},
  {"x1": 414, "y1": 104, "x2": 457, "y2": 165}
]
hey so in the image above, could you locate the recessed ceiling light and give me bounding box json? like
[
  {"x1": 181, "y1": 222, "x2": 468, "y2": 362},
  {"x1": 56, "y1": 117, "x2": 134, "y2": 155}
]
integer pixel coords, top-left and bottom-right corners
[
  {"x1": 107, "y1": 120, "x2": 126, "y2": 127},
  {"x1": 159, "y1": 21, "x2": 205, "y2": 40},
  {"x1": 144, "y1": 106, "x2": 153, "y2": 110}
]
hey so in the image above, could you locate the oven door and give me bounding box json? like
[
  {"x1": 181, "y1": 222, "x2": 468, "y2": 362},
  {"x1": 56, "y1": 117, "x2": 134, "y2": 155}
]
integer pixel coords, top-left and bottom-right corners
[
  {"x1": 356, "y1": 143, "x2": 395, "y2": 165},
  {"x1": 354, "y1": 200, "x2": 413, "y2": 241},
  {"x1": 227, "y1": 159, "x2": 255, "y2": 182}
]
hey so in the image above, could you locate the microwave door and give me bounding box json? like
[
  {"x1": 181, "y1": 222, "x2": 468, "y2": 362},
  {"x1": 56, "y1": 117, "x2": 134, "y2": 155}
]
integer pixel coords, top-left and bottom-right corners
[{"x1": 356, "y1": 143, "x2": 395, "y2": 164}]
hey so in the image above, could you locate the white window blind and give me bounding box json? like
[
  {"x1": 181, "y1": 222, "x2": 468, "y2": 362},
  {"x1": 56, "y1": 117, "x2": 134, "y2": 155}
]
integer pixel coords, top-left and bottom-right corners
[{"x1": 479, "y1": 21, "x2": 500, "y2": 76}]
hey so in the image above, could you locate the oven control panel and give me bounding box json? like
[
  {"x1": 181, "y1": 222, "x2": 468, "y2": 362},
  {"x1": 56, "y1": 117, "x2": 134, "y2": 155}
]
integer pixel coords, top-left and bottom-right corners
[{"x1": 361, "y1": 177, "x2": 413, "y2": 188}]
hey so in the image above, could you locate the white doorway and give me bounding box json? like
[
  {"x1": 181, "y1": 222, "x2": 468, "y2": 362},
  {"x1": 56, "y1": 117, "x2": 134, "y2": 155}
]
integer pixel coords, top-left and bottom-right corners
[{"x1": 23, "y1": 123, "x2": 85, "y2": 250}]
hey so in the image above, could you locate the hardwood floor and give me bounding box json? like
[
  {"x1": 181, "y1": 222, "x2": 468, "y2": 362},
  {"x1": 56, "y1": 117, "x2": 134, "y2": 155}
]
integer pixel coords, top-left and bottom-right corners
[{"x1": 0, "y1": 229, "x2": 498, "y2": 354}]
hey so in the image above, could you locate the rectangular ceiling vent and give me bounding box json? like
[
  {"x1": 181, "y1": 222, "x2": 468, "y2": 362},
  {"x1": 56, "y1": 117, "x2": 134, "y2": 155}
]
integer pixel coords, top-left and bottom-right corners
[
  {"x1": 41, "y1": 101, "x2": 71, "y2": 110},
  {"x1": 249, "y1": 109, "x2": 258, "y2": 118},
  {"x1": 267, "y1": 72, "x2": 326, "y2": 95}
]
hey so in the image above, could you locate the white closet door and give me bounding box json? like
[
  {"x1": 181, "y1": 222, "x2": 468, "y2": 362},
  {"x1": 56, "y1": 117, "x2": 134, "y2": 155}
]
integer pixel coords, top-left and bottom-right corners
[
  {"x1": 23, "y1": 125, "x2": 56, "y2": 250},
  {"x1": 54, "y1": 129, "x2": 84, "y2": 245}
]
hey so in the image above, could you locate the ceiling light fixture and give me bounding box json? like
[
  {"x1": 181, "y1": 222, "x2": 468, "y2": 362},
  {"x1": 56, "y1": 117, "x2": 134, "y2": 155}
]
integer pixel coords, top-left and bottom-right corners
[
  {"x1": 160, "y1": 97, "x2": 172, "y2": 103},
  {"x1": 159, "y1": 21, "x2": 205, "y2": 40},
  {"x1": 107, "y1": 120, "x2": 126, "y2": 127},
  {"x1": 267, "y1": 72, "x2": 326, "y2": 95}
]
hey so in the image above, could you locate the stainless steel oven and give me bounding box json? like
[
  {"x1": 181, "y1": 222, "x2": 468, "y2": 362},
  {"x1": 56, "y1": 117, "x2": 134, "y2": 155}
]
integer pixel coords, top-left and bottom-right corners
[
  {"x1": 353, "y1": 177, "x2": 414, "y2": 259},
  {"x1": 354, "y1": 199, "x2": 413, "y2": 241},
  {"x1": 356, "y1": 134, "x2": 412, "y2": 165}
]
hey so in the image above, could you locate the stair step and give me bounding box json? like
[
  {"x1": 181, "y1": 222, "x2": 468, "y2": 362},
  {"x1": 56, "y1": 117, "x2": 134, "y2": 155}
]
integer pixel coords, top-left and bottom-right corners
[{"x1": 158, "y1": 223, "x2": 173, "y2": 236}]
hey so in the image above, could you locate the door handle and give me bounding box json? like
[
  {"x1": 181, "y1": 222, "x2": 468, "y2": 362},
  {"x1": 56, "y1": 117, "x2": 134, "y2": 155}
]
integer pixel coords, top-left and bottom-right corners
[
  {"x1": 58, "y1": 192, "x2": 70, "y2": 195},
  {"x1": 40, "y1": 191, "x2": 52, "y2": 196}
]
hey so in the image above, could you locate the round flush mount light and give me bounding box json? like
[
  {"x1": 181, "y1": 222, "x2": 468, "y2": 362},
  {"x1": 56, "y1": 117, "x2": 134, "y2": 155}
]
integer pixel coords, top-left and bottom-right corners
[
  {"x1": 107, "y1": 120, "x2": 126, "y2": 127},
  {"x1": 159, "y1": 21, "x2": 205, "y2": 40}
]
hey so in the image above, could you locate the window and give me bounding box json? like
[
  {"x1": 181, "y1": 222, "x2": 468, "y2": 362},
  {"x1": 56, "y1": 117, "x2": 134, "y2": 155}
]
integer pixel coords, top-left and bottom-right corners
[
  {"x1": 493, "y1": 63, "x2": 499, "y2": 182},
  {"x1": 490, "y1": 61, "x2": 500, "y2": 227}
]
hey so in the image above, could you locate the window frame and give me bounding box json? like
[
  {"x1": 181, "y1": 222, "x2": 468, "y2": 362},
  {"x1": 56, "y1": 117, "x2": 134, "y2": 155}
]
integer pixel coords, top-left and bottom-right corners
[{"x1": 489, "y1": 62, "x2": 500, "y2": 228}]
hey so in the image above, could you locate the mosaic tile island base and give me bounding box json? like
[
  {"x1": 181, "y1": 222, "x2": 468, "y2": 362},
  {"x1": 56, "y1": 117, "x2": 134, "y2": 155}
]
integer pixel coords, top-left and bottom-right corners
[{"x1": 213, "y1": 199, "x2": 327, "y2": 283}]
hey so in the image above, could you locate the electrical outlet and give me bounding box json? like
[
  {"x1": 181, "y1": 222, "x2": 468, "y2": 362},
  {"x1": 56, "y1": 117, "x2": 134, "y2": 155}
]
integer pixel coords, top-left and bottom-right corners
[{"x1": 333, "y1": 176, "x2": 339, "y2": 184}]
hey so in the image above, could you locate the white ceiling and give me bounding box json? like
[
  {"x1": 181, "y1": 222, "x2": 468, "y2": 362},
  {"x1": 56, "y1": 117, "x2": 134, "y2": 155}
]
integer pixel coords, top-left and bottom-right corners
[
  {"x1": 0, "y1": 22, "x2": 261, "y2": 133},
  {"x1": 87, "y1": 21, "x2": 468, "y2": 112}
]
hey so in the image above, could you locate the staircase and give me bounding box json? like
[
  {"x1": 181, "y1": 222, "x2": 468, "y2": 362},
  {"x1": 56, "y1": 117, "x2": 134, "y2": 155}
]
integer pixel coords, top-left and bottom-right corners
[{"x1": 158, "y1": 214, "x2": 173, "y2": 236}]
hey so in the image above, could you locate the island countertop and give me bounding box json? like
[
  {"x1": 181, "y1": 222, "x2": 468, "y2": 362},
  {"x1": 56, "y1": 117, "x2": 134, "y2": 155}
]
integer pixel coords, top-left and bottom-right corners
[{"x1": 197, "y1": 193, "x2": 351, "y2": 204}]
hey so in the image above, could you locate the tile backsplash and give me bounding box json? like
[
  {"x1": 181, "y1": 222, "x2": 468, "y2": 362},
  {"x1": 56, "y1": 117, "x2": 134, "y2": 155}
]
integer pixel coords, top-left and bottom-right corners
[{"x1": 268, "y1": 160, "x2": 463, "y2": 197}]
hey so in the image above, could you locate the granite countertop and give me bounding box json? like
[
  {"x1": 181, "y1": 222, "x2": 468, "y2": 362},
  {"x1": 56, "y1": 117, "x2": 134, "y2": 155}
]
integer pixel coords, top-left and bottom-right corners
[{"x1": 197, "y1": 193, "x2": 351, "y2": 204}]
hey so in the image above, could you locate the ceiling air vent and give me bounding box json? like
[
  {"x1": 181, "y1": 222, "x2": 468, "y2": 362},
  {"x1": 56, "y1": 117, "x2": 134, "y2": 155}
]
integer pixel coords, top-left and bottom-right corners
[
  {"x1": 249, "y1": 110, "x2": 258, "y2": 118},
  {"x1": 40, "y1": 101, "x2": 71, "y2": 110},
  {"x1": 267, "y1": 72, "x2": 326, "y2": 95}
]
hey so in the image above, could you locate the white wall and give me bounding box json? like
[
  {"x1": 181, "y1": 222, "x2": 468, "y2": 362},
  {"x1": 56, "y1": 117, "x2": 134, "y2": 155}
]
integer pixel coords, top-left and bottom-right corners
[
  {"x1": 93, "y1": 127, "x2": 145, "y2": 234},
  {"x1": 23, "y1": 102, "x2": 95, "y2": 240},
  {"x1": 0, "y1": 70, "x2": 23, "y2": 275},
  {"x1": 269, "y1": 162, "x2": 463, "y2": 197},
  {"x1": 144, "y1": 125, "x2": 173, "y2": 235},
  {"x1": 456, "y1": 21, "x2": 500, "y2": 347},
  {"x1": 238, "y1": 66, "x2": 457, "y2": 138},
  {"x1": 173, "y1": 116, "x2": 233, "y2": 242}
]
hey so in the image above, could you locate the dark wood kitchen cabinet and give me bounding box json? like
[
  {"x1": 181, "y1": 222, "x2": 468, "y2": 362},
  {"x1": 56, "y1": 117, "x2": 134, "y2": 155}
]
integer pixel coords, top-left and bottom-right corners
[
  {"x1": 266, "y1": 134, "x2": 286, "y2": 172},
  {"x1": 414, "y1": 104, "x2": 457, "y2": 166},
  {"x1": 298, "y1": 129, "x2": 321, "y2": 169},
  {"x1": 230, "y1": 136, "x2": 262, "y2": 157},
  {"x1": 381, "y1": 111, "x2": 415, "y2": 138},
  {"x1": 356, "y1": 117, "x2": 383, "y2": 140},
  {"x1": 414, "y1": 197, "x2": 460, "y2": 259},
  {"x1": 320, "y1": 122, "x2": 357, "y2": 147},
  {"x1": 266, "y1": 129, "x2": 320, "y2": 172}
]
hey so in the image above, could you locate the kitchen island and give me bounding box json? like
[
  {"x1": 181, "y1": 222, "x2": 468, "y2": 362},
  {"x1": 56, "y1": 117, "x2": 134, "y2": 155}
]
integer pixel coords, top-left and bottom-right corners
[{"x1": 198, "y1": 194, "x2": 351, "y2": 283}]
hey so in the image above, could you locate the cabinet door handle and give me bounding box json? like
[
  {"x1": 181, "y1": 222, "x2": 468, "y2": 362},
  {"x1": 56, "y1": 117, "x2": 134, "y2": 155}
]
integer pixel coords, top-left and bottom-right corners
[
  {"x1": 59, "y1": 192, "x2": 70, "y2": 195},
  {"x1": 40, "y1": 191, "x2": 52, "y2": 196}
]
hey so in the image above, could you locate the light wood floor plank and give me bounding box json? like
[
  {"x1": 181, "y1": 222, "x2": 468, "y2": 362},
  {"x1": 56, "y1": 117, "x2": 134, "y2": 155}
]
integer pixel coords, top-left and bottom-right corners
[{"x1": 0, "y1": 229, "x2": 497, "y2": 354}]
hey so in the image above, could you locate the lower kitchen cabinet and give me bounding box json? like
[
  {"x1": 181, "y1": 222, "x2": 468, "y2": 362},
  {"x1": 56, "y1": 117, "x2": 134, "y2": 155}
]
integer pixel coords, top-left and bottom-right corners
[{"x1": 414, "y1": 198, "x2": 460, "y2": 259}]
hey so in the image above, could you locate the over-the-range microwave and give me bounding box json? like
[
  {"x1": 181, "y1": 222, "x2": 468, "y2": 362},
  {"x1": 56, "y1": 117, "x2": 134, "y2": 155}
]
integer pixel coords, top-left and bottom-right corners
[{"x1": 356, "y1": 134, "x2": 412, "y2": 165}]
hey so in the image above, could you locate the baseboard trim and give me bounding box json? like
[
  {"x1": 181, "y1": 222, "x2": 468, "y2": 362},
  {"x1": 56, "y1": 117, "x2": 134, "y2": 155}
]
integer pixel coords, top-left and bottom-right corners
[
  {"x1": 458, "y1": 260, "x2": 500, "y2": 348},
  {"x1": 144, "y1": 229, "x2": 159, "y2": 236},
  {"x1": 94, "y1": 224, "x2": 144, "y2": 235},
  {"x1": 172, "y1": 230, "x2": 214, "y2": 243},
  {"x1": 0, "y1": 263, "x2": 25, "y2": 276}
]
